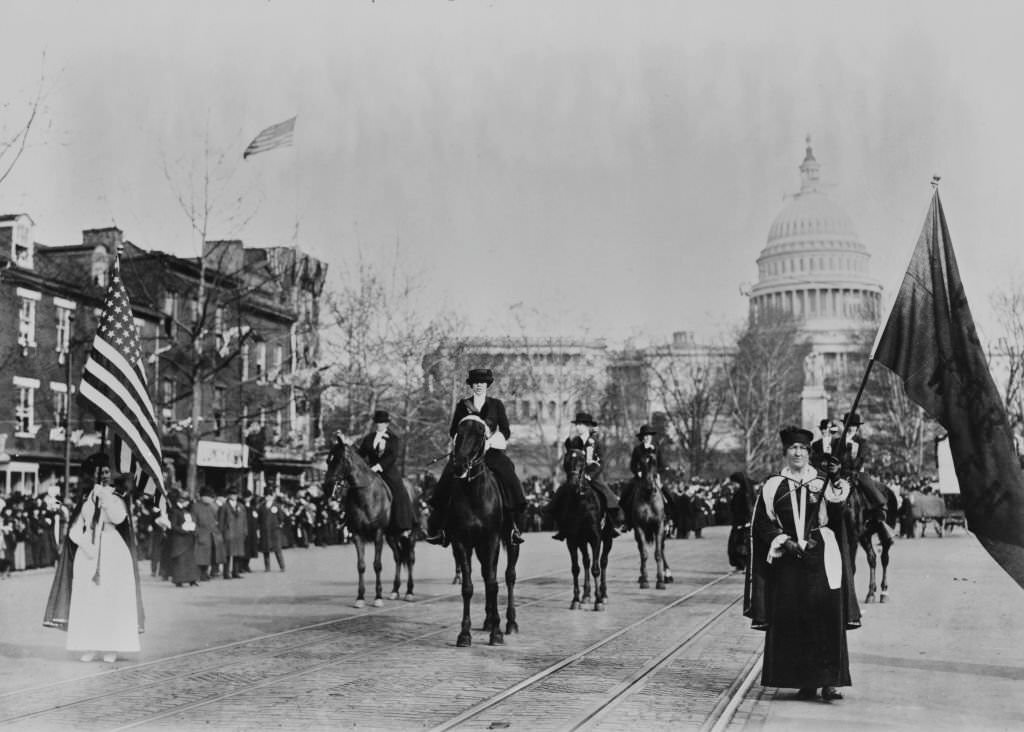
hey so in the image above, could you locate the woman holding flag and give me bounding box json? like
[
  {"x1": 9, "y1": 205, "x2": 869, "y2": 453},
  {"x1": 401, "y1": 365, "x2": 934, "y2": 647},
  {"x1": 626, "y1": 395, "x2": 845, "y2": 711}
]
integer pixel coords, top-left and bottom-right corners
[{"x1": 45, "y1": 453, "x2": 144, "y2": 662}]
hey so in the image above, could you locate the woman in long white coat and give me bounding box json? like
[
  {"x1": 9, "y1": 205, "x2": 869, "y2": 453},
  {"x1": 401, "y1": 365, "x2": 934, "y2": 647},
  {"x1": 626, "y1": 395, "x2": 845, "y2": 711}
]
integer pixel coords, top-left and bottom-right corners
[{"x1": 63, "y1": 462, "x2": 141, "y2": 663}]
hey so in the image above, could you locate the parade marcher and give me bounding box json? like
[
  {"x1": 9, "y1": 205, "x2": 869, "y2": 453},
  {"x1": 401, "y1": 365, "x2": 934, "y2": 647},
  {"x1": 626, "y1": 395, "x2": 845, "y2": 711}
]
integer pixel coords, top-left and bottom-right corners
[
  {"x1": 425, "y1": 368, "x2": 527, "y2": 546},
  {"x1": 549, "y1": 412, "x2": 622, "y2": 540},
  {"x1": 258, "y1": 492, "x2": 287, "y2": 571},
  {"x1": 44, "y1": 454, "x2": 143, "y2": 664},
  {"x1": 356, "y1": 410, "x2": 414, "y2": 537},
  {"x1": 218, "y1": 486, "x2": 249, "y2": 579},
  {"x1": 748, "y1": 426, "x2": 854, "y2": 701},
  {"x1": 619, "y1": 424, "x2": 665, "y2": 531},
  {"x1": 166, "y1": 490, "x2": 200, "y2": 587},
  {"x1": 810, "y1": 418, "x2": 839, "y2": 472},
  {"x1": 726, "y1": 471, "x2": 756, "y2": 571},
  {"x1": 193, "y1": 487, "x2": 225, "y2": 581}
]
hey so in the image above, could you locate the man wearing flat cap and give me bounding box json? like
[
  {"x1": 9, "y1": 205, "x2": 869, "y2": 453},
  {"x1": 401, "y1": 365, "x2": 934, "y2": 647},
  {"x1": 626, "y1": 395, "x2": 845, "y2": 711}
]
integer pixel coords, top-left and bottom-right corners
[
  {"x1": 357, "y1": 410, "x2": 414, "y2": 537},
  {"x1": 549, "y1": 412, "x2": 622, "y2": 540},
  {"x1": 747, "y1": 425, "x2": 854, "y2": 702},
  {"x1": 425, "y1": 368, "x2": 527, "y2": 546}
]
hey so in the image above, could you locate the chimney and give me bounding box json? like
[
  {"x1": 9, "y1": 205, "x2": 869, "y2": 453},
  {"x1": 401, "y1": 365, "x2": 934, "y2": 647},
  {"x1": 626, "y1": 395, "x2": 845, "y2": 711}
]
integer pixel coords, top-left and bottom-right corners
[{"x1": 82, "y1": 227, "x2": 123, "y2": 253}]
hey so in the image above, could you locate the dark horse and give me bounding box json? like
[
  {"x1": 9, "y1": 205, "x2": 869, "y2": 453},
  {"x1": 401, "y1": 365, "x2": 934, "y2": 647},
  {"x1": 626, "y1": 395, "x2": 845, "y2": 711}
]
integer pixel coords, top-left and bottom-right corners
[
  {"x1": 624, "y1": 452, "x2": 668, "y2": 589},
  {"x1": 385, "y1": 479, "x2": 421, "y2": 602},
  {"x1": 846, "y1": 473, "x2": 893, "y2": 603},
  {"x1": 323, "y1": 433, "x2": 393, "y2": 608},
  {"x1": 445, "y1": 415, "x2": 520, "y2": 647},
  {"x1": 559, "y1": 448, "x2": 612, "y2": 611}
]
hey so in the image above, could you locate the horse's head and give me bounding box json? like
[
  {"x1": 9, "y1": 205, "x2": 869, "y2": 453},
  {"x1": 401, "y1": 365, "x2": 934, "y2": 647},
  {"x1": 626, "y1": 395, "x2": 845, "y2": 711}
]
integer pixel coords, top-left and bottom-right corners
[
  {"x1": 638, "y1": 451, "x2": 660, "y2": 491},
  {"x1": 565, "y1": 448, "x2": 588, "y2": 493},
  {"x1": 451, "y1": 415, "x2": 489, "y2": 479},
  {"x1": 323, "y1": 432, "x2": 352, "y2": 502}
]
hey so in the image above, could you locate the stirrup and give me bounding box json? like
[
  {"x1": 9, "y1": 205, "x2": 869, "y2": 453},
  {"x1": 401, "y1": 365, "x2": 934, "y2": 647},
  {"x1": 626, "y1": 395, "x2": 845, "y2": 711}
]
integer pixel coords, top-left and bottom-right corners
[{"x1": 425, "y1": 531, "x2": 448, "y2": 546}]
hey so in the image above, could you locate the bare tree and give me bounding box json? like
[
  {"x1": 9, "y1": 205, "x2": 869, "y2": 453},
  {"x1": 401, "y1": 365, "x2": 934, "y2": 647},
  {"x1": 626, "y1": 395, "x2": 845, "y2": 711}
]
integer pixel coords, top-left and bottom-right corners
[
  {"x1": 0, "y1": 53, "x2": 51, "y2": 188},
  {"x1": 646, "y1": 344, "x2": 728, "y2": 478},
  {"x1": 723, "y1": 311, "x2": 809, "y2": 478},
  {"x1": 990, "y1": 278, "x2": 1024, "y2": 428}
]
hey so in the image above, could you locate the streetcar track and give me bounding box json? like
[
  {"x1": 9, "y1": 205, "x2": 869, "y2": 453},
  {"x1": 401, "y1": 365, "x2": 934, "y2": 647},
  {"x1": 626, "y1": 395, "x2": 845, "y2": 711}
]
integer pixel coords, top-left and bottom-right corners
[
  {"x1": 0, "y1": 553, "x2": 666, "y2": 727},
  {"x1": 429, "y1": 571, "x2": 739, "y2": 732}
]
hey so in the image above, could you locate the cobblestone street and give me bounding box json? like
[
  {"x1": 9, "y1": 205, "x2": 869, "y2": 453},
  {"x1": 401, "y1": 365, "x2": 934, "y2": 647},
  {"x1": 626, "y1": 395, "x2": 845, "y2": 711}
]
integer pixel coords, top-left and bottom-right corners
[{"x1": 1, "y1": 526, "x2": 1022, "y2": 731}]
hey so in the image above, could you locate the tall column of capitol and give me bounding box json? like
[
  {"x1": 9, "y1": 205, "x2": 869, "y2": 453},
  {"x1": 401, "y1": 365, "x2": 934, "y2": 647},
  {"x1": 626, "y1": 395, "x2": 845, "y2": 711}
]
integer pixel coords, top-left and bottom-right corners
[{"x1": 747, "y1": 137, "x2": 882, "y2": 429}]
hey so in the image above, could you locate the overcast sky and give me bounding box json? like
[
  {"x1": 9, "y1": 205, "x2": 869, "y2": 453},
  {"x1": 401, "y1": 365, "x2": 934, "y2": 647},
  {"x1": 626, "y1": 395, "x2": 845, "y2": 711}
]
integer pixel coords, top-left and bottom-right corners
[{"x1": 2, "y1": 0, "x2": 1023, "y2": 346}]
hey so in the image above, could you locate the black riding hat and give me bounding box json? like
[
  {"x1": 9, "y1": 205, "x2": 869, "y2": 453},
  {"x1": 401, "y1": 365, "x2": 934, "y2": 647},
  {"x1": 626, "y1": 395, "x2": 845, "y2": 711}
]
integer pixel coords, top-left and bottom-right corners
[
  {"x1": 372, "y1": 410, "x2": 390, "y2": 423},
  {"x1": 572, "y1": 412, "x2": 598, "y2": 427},
  {"x1": 636, "y1": 424, "x2": 658, "y2": 438},
  {"x1": 466, "y1": 368, "x2": 494, "y2": 386},
  {"x1": 843, "y1": 412, "x2": 863, "y2": 427}
]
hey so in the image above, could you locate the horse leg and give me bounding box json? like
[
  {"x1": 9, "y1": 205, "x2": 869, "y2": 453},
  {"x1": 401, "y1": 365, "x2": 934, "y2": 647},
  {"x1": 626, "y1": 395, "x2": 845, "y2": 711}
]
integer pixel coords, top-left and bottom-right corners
[
  {"x1": 590, "y1": 537, "x2": 603, "y2": 611},
  {"x1": 662, "y1": 551, "x2": 674, "y2": 583},
  {"x1": 480, "y1": 542, "x2": 503, "y2": 646},
  {"x1": 580, "y1": 542, "x2": 592, "y2": 604},
  {"x1": 597, "y1": 533, "x2": 612, "y2": 606},
  {"x1": 879, "y1": 534, "x2": 892, "y2": 603},
  {"x1": 404, "y1": 539, "x2": 416, "y2": 601},
  {"x1": 453, "y1": 554, "x2": 462, "y2": 585},
  {"x1": 353, "y1": 536, "x2": 367, "y2": 608},
  {"x1": 569, "y1": 542, "x2": 582, "y2": 610},
  {"x1": 388, "y1": 537, "x2": 402, "y2": 601},
  {"x1": 861, "y1": 532, "x2": 878, "y2": 603},
  {"x1": 455, "y1": 544, "x2": 473, "y2": 647},
  {"x1": 654, "y1": 529, "x2": 666, "y2": 590},
  {"x1": 372, "y1": 533, "x2": 385, "y2": 607},
  {"x1": 636, "y1": 530, "x2": 649, "y2": 589},
  {"x1": 505, "y1": 539, "x2": 519, "y2": 635}
]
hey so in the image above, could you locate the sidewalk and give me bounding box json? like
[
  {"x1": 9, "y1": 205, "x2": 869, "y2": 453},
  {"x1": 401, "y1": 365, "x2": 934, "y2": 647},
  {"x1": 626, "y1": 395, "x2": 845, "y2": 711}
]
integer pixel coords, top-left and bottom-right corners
[{"x1": 734, "y1": 529, "x2": 1024, "y2": 731}]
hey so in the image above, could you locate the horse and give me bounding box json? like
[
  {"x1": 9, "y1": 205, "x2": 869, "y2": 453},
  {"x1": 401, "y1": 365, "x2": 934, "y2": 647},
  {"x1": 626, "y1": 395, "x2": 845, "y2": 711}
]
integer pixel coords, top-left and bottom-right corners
[
  {"x1": 558, "y1": 448, "x2": 612, "y2": 611},
  {"x1": 845, "y1": 473, "x2": 893, "y2": 604},
  {"x1": 385, "y1": 478, "x2": 421, "y2": 602},
  {"x1": 624, "y1": 452, "x2": 668, "y2": 589},
  {"x1": 444, "y1": 415, "x2": 520, "y2": 647},
  {"x1": 323, "y1": 433, "x2": 392, "y2": 608}
]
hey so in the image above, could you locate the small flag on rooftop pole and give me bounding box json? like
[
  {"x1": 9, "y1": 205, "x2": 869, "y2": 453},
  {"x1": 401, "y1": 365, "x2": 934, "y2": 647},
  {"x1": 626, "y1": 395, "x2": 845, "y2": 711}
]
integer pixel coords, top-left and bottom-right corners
[
  {"x1": 243, "y1": 116, "x2": 296, "y2": 159},
  {"x1": 78, "y1": 252, "x2": 165, "y2": 499},
  {"x1": 872, "y1": 188, "x2": 1024, "y2": 590}
]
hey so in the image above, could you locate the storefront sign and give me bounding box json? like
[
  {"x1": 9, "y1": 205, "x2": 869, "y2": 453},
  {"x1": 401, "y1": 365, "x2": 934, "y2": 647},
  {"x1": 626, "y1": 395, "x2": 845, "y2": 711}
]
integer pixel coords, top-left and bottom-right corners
[{"x1": 197, "y1": 440, "x2": 248, "y2": 469}]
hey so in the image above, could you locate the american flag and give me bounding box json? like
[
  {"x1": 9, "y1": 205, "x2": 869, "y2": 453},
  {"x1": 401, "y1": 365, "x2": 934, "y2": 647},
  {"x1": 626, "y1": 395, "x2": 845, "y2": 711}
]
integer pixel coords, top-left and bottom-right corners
[
  {"x1": 243, "y1": 116, "x2": 296, "y2": 159},
  {"x1": 79, "y1": 254, "x2": 165, "y2": 498}
]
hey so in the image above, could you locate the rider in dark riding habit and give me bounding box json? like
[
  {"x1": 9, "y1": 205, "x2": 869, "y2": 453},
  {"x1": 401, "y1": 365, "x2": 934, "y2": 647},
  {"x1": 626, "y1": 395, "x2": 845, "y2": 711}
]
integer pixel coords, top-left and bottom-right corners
[
  {"x1": 356, "y1": 410, "x2": 414, "y2": 538},
  {"x1": 549, "y1": 412, "x2": 622, "y2": 540},
  {"x1": 424, "y1": 368, "x2": 527, "y2": 547},
  {"x1": 619, "y1": 423, "x2": 665, "y2": 531}
]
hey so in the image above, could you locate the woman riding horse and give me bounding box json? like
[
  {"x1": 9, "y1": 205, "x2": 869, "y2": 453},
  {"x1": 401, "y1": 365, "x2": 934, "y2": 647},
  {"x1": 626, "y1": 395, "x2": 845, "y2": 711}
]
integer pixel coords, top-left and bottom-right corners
[
  {"x1": 446, "y1": 414, "x2": 520, "y2": 647},
  {"x1": 558, "y1": 448, "x2": 612, "y2": 611},
  {"x1": 425, "y1": 368, "x2": 526, "y2": 547}
]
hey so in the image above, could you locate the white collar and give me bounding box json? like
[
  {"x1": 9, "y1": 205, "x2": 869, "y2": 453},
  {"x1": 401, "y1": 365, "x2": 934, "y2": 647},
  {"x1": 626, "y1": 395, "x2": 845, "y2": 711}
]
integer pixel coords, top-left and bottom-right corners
[{"x1": 780, "y1": 464, "x2": 818, "y2": 485}]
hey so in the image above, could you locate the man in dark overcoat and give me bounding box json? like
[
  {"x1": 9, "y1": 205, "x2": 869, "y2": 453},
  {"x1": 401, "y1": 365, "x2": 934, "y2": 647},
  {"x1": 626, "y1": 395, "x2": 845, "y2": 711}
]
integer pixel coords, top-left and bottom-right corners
[
  {"x1": 258, "y1": 493, "x2": 286, "y2": 571},
  {"x1": 192, "y1": 487, "x2": 224, "y2": 581},
  {"x1": 217, "y1": 486, "x2": 248, "y2": 579},
  {"x1": 357, "y1": 410, "x2": 414, "y2": 536}
]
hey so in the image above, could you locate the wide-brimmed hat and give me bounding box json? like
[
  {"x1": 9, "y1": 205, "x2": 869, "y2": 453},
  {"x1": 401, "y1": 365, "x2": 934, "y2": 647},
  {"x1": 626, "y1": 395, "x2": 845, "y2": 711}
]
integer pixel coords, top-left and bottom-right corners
[
  {"x1": 636, "y1": 424, "x2": 658, "y2": 438},
  {"x1": 779, "y1": 425, "x2": 814, "y2": 448},
  {"x1": 372, "y1": 410, "x2": 390, "y2": 423},
  {"x1": 466, "y1": 368, "x2": 494, "y2": 385},
  {"x1": 572, "y1": 412, "x2": 598, "y2": 427},
  {"x1": 842, "y1": 412, "x2": 863, "y2": 427}
]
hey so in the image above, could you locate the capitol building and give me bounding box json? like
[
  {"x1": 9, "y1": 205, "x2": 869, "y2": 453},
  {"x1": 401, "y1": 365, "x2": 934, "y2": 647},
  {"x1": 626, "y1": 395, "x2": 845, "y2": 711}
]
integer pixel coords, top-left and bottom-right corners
[{"x1": 749, "y1": 138, "x2": 882, "y2": 426}]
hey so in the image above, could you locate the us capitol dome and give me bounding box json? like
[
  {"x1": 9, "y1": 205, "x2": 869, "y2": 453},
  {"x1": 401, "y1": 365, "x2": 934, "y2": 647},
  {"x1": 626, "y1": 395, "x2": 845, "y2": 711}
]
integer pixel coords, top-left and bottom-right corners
[{"x1": 748, "y1": 137, "x2": 882, "y2": 392}]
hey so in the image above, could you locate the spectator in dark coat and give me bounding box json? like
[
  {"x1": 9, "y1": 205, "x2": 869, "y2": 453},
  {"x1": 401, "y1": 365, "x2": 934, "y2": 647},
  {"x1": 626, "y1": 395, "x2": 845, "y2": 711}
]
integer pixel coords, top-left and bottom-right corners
[
  {"x1": 258, "y1": 493, "x2": 286, "y2": 571},
  {"x1": 192, "y1": 487, "x2": 224, "y2": 581},
  {"x1": 217, "y1": 487, "x2": 248, "y2": 579},
  {"x1": 166, "y1": 491, "x2": 200, "y2": 587},
  {"x1": 242, "y1": 492, "x2": 260, "y2": 572}
]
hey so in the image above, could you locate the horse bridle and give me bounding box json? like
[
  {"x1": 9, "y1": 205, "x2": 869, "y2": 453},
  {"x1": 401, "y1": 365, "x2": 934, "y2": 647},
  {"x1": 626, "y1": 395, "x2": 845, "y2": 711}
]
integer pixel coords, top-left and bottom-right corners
[{"x1": 454, "y1": 415, "x2": 490, "y2": 481}]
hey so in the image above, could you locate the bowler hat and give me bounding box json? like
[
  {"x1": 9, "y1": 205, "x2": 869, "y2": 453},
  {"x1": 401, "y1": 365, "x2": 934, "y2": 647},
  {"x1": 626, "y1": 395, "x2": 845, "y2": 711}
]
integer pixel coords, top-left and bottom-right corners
[
  {"x1": 636, "y1": 424, "x2": 658, "y2": 438},
  {"x1": 466, "y1": 368, "x2": 494, "y2": 385},
  {"x1": 572, "y1": 412, "x2": 598, "y2": 427},
  {"x1": 843, "y1": 412, "x2": 863, "y2": 427},
  {"x1": 779, "y1": 425, "x2": 814, "y2": 448},
  {"x1": 372, "y1": 410, "x2": 390, "y2": 423}
]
